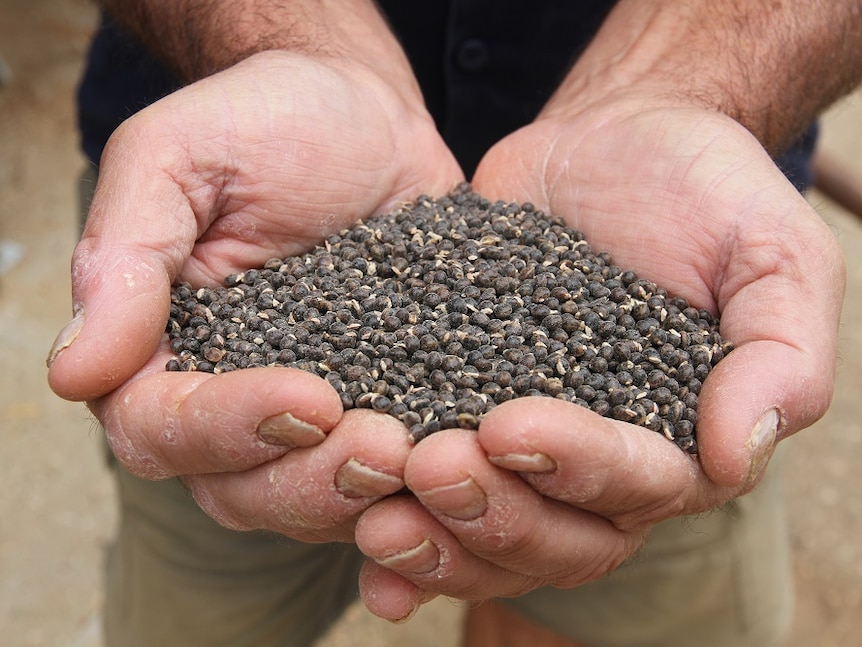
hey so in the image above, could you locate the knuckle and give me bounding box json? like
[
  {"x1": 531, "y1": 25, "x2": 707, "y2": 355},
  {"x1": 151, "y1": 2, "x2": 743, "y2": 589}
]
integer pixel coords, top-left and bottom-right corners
[
  {"x1": 185, "y1": 479, "x2": 256, "y2": 532},
  {"x1": 550, "y1": 533, "x2": 639, "y2": 589},
  {"x1": 103, "y1": 421, "x2": 173, "y2": 481},
  {"x1": 613, "y1": 491, "x2": 687, "y2": 532}
]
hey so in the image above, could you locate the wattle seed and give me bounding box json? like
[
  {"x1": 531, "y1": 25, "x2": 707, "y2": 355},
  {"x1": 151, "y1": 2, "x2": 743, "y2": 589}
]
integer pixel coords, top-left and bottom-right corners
[{"x1": 165, "y1": 185, "x2": 731, "y2": 452}]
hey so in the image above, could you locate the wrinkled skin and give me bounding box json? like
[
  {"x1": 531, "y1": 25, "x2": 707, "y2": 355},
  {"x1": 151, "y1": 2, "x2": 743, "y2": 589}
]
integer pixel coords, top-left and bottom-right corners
[
  {"x1": 48, "y1": 52, "x2": 843, "y2": 623},
  {"x1": 48, "y1": 51, "x2": 463, "y2": 546},
  {"x1": 354, "y1": 98, "x2": 843, "y2": 620}
]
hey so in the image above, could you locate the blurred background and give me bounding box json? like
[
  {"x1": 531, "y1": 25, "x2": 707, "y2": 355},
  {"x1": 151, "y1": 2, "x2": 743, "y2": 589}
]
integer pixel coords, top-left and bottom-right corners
[{"x1": 1, "y1": 2, "x2": 861, "y2": 645}]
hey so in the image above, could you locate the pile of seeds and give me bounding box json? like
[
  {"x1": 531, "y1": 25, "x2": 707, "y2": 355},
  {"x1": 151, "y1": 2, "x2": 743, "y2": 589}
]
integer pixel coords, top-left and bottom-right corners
[{"x1": 166, "y1": 186, "x2": 732, "y2": 452}]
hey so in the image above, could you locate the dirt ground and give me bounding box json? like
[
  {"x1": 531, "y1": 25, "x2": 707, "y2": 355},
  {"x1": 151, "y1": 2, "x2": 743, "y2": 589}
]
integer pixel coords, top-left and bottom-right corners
[{"x1": 1, "y1": 3, "x2": 861, "y2": 646}]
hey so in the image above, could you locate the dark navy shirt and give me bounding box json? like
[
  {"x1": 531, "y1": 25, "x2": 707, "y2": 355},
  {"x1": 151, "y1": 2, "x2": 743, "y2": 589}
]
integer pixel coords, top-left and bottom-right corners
[{"x1": 77, "y1": 1, "x2": 815, "y2": 188}]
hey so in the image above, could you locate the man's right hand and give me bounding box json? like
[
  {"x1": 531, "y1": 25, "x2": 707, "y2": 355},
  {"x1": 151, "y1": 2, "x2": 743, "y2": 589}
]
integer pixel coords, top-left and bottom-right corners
[{"x1": 47, "y1": 49, "x2": 463, "y2": 543}]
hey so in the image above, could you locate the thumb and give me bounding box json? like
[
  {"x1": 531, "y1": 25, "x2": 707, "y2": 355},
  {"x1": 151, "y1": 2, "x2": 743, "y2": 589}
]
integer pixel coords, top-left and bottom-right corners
[
  {"x1": 696, "y1": 202, "x2": 844, "y2": 489},
  {"x1": 45, "y1": 241, "x2": 175, "y2": 402},
  {"x1": 46, "y1": 130, "x2": 196, "y2": 401}
]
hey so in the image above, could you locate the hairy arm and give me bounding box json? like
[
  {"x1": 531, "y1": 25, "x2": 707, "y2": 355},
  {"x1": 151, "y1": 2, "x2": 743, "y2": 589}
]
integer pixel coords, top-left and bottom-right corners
[
  {"x1": 547, "y1": 0, "x2": 862, "y2": 155},
  {"x1": 95, "y1": 0, "x2": 420, "y2": 98}
]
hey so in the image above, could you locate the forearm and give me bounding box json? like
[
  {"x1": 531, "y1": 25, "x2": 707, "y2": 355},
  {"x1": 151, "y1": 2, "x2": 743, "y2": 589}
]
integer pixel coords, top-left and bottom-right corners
[
  {"x1": 96, "y1": 0, "x2": 418, "y2": 95},
  {"x1": 545, "y1": 0, "x2": 862, "y2": 155}
]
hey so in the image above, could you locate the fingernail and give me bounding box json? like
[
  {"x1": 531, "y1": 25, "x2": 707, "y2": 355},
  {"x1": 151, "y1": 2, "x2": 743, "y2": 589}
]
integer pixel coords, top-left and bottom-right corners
[
  {"x1": 747, "y1": 408, "x2": 780, "y2": 483},
  {"x1": 375, "y1": 538, "x2": 440, "y2": 574},
  {"x1": 392, "y1": 602, "x2": 421, "y2": 624},
  {"x1": 46, "y1": 304, "x2": 85, "y2": 367},
  {"x1": 487, "y1": 452, "x2": 556, "y2": 473},
  {"x1": 335, "y1": 458, "x2": 403, "y2": 498},
  {"x1": 256, "y1": 412, "x2": 325, "y2": 447},
  {"x1": 391, "y1": 593, "x2": 438, "y2": 624},
  {"x1": 417, "y1": 476, "x2": 486, "y2": 521}
]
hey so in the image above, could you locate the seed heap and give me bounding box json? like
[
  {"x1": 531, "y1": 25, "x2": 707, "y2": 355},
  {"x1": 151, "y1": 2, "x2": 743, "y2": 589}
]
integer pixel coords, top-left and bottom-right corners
[{"x1": 166, "y1": 186, "x2": 733, "y2": 452}]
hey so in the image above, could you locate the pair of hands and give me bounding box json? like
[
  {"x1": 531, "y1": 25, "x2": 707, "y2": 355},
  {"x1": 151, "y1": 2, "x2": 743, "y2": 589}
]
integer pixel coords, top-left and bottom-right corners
[{"x1": 47, "y1": 51, "x2": 842, "y2": 622}]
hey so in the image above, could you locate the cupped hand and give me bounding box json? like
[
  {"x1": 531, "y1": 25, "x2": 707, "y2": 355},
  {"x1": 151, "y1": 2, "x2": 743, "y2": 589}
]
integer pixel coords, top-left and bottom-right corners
[
  {"x1": 48, "y1": 49, "x2": 462, "y2": 400},
  {"x1": 355, "y1": 97, "x2": 844, "y2": 618},
  {"x1": 474, "y1": 99, "x2": 843, "y2": 484},
  {"x1": 46, "y1": 49, "x2": 463, "y2": 543}
]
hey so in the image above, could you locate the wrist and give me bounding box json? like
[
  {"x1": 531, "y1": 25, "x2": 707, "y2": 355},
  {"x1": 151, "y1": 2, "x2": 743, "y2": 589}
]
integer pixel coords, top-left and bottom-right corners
[
  {"x1": 537, "y1": 7, "x2": 735, "y2": 137},
  {"x1": 98, "y1": 0, "x2": 423, "y2": 106},
  {"x1": 540, "y1": 0, "x2": 862, "y2": 156}
]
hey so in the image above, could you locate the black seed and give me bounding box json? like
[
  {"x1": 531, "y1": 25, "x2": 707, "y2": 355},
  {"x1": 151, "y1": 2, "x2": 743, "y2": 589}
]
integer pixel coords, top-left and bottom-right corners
[
  {"x1": 650, "y1": 386, "x2": 673, "y2": 406},
  {"x1": 166, "y1": 186, "x2": 732, "y2": 451}
]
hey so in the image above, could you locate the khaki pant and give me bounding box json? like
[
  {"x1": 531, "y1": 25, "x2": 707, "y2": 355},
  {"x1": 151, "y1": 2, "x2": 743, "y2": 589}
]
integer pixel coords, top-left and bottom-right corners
[
  {"x1": 500, "y1": 451, "x2": 793, "y2": 646},
  {"x1": 103, "y1": 452, "x2": 792, "y2": 647}
]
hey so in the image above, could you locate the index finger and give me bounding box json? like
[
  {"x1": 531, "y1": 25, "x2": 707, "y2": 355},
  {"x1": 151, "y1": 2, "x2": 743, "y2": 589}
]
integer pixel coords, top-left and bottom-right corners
[
  {"x1": 476, "y1": 397, "x2": 736, "y2": 532},
  {"x1": 91, "y1": 356, "x2": 343, "y2": 480}
]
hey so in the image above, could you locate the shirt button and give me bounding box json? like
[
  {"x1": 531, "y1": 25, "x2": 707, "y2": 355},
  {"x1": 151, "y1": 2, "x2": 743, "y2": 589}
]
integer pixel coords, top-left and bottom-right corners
[{"x1": 455, "y1": 39, "x2": 490, "y2": 72}]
